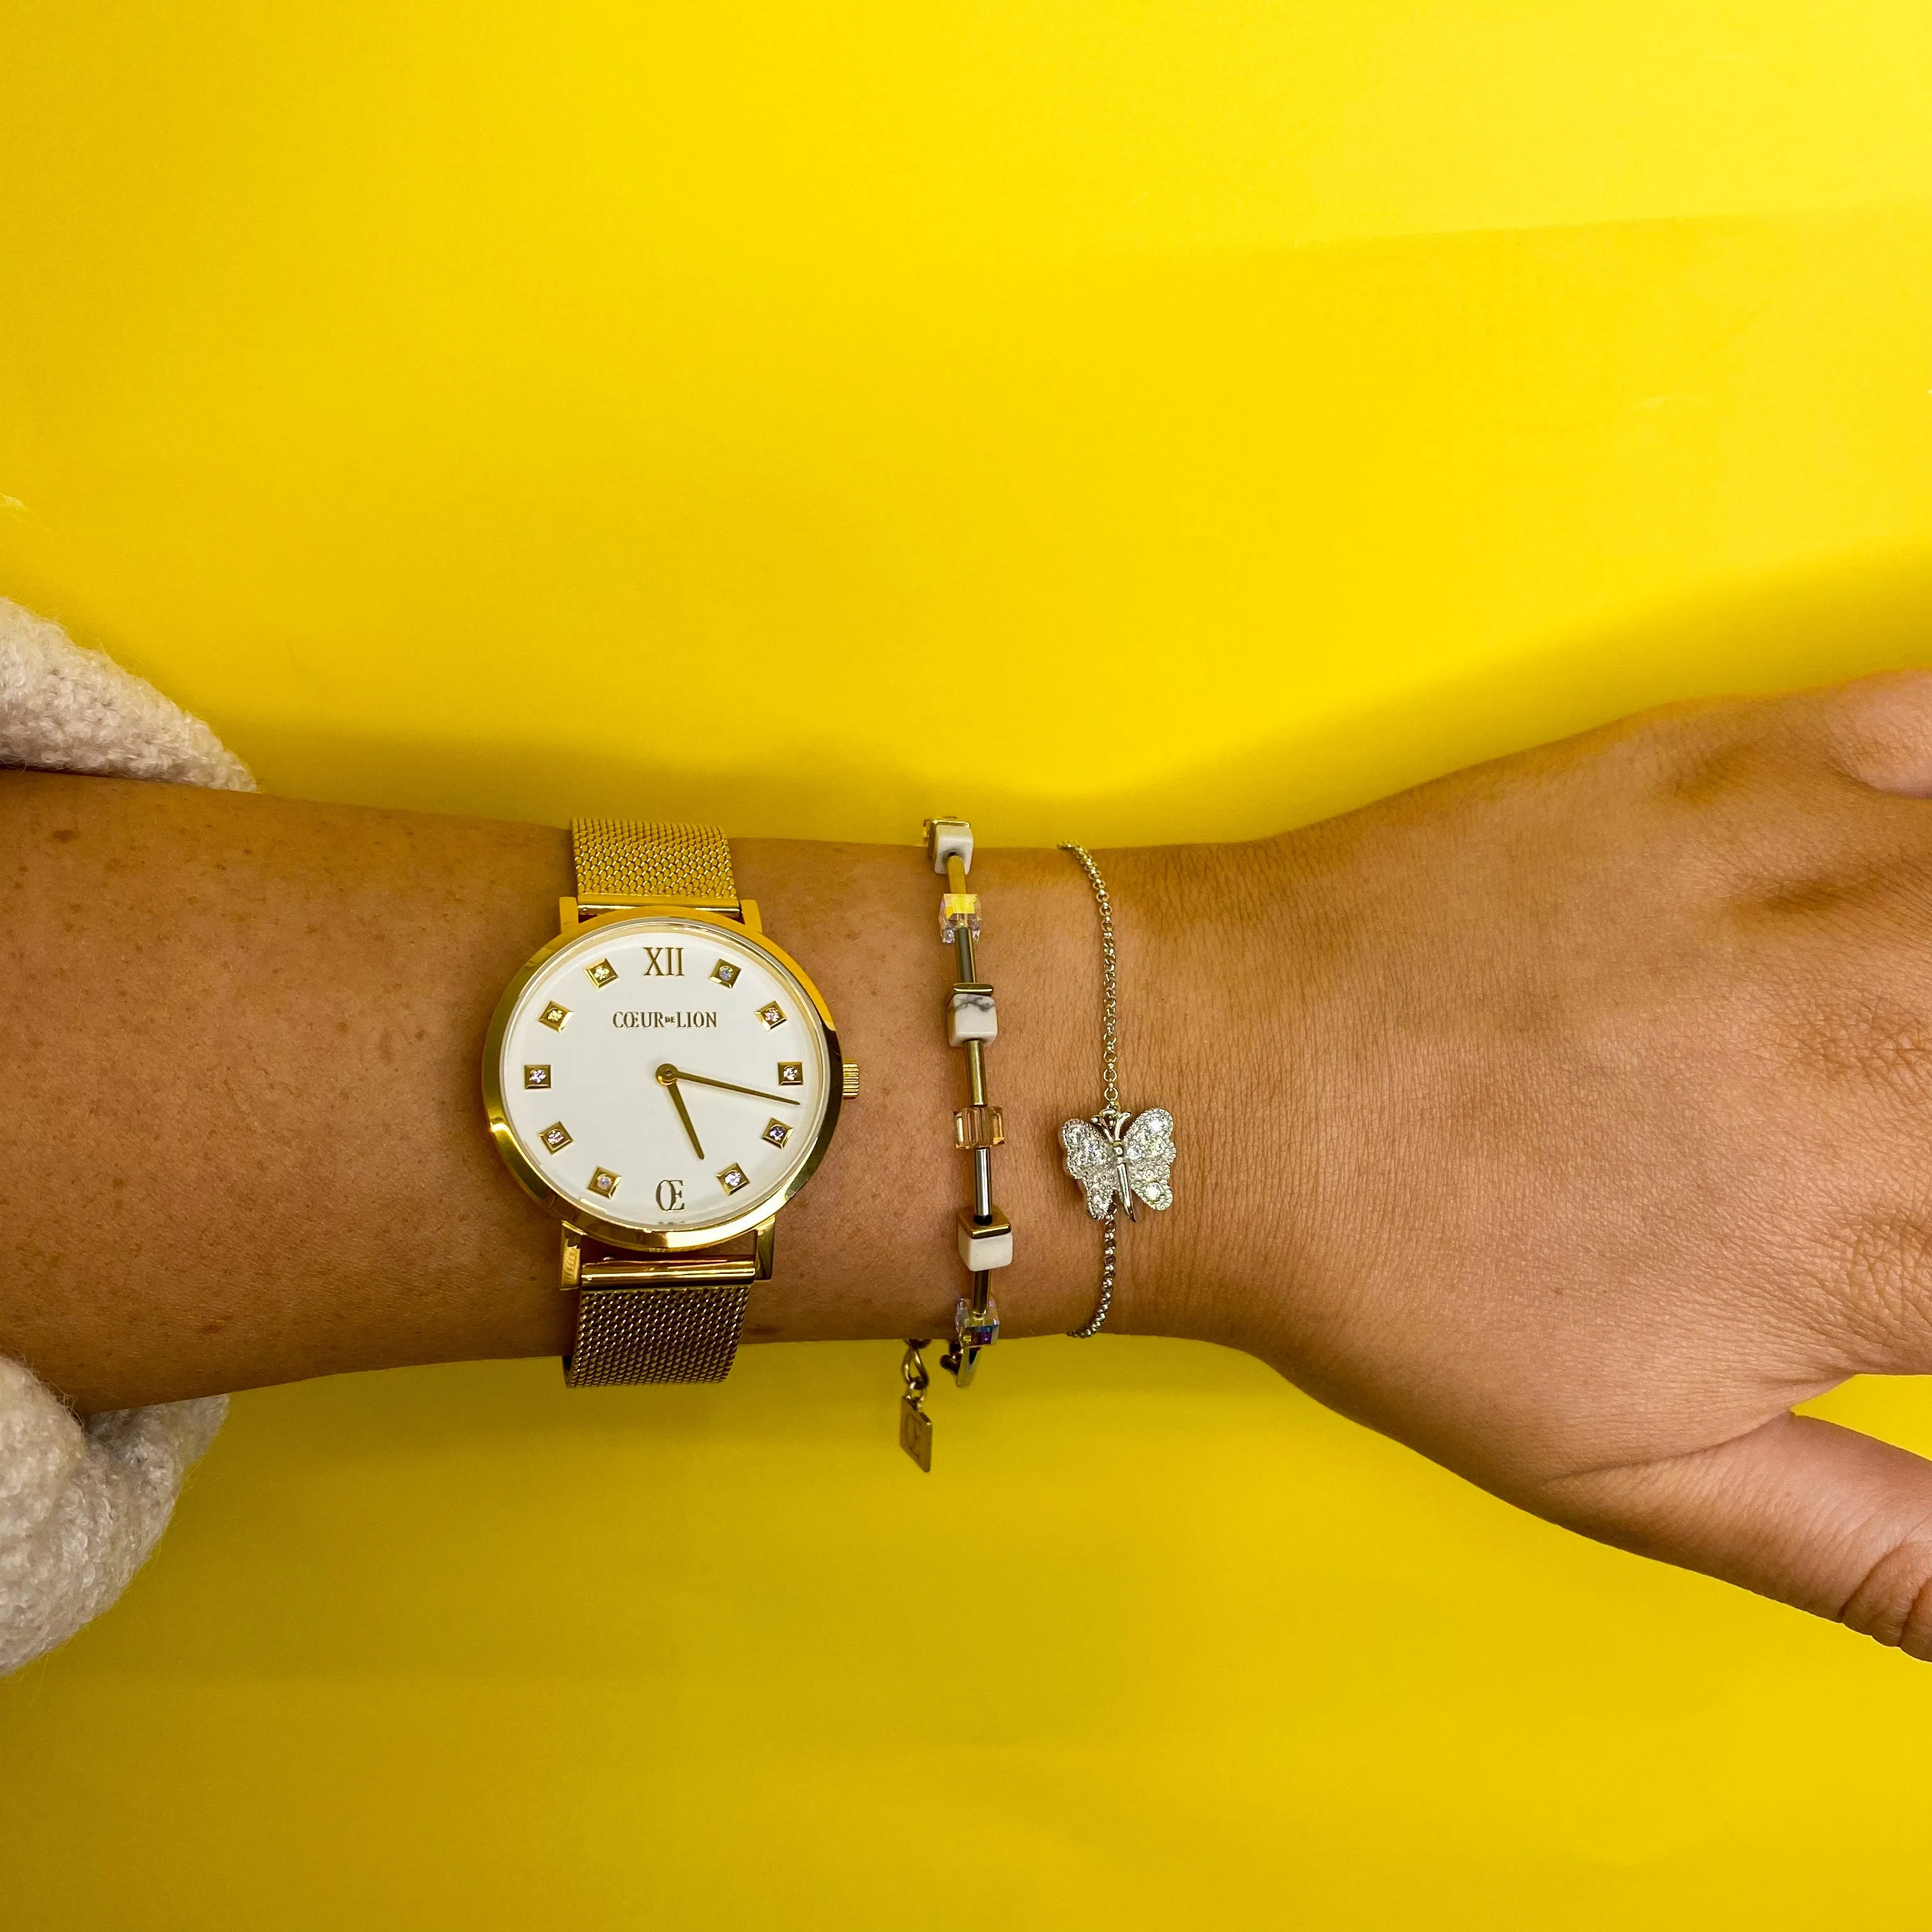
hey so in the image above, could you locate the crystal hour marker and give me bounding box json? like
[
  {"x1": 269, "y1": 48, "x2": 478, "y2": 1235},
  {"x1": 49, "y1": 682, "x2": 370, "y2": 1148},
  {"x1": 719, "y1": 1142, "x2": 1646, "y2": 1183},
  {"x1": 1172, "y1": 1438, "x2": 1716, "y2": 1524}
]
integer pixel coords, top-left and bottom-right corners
[
  {"x1": 539, "y1": 1000, "x2": 571, "y2": 1031},
  {"x1": 588, "y1": 1167, "x2": 620, "y2": 1198},
  {"x1": 711, "y1": 959, "x2": 740, "y2": 988},
  {"x1": 762, "y1": 1118, "x2": 790, "y2": 1149},
  {"x1": 585, "y1": 958, "x2": 618, "y2": 988},
  {"x1": 524, "y1": 1064, "x2": 551, "y2": 1089},
  {"x1": 718, "y1": 1163, "x2": 750, "y2": 1194},
  {"x1": 756, "y1": 1001, "x2": 786, "y2": 1030},
  {"x1": 778, "y1": 1062, "x2": 803, "y2": 1086},
  {"x1": 539, "y1": 1121, "x2": 572, "y2": 1153}
]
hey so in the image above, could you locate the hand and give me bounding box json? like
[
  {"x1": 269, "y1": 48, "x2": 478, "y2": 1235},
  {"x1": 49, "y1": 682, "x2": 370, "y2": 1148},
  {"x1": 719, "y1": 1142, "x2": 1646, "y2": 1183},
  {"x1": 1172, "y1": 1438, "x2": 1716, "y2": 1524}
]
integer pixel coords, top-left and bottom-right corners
[
  {"x1": 656, "y1": 1064, "x2": 799, "y2": 1107},
  {"x1": 655, "y1": 1062, "x2": 707, "y2": 1160},
  {"x1": 1228, "y1": 672, "x2": 1932, "y2": 1658}
]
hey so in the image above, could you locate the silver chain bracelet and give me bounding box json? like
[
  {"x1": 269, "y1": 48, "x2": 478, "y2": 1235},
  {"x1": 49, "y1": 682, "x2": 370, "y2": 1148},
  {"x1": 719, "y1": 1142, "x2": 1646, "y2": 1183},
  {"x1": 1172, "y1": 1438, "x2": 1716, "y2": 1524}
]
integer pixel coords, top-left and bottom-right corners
[{"x1": 1057, "y1": 843, "x2": 1176, "y2": 1335}]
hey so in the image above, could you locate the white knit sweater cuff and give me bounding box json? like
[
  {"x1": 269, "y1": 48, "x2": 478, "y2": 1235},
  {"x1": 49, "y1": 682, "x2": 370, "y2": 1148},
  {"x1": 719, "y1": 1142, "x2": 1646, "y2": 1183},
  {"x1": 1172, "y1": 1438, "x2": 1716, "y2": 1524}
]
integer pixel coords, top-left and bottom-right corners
[{"x1": 0, "y1": 595, "x2": 250, "y2": 1676}]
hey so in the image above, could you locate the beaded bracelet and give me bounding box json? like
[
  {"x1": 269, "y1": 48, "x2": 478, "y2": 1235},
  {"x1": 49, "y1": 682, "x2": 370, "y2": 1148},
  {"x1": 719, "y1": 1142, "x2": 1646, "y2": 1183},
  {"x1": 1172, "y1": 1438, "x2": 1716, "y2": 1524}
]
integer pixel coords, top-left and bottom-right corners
[{"x1": 898, "y1": 815, "x2": 1011, "y2": 1471}]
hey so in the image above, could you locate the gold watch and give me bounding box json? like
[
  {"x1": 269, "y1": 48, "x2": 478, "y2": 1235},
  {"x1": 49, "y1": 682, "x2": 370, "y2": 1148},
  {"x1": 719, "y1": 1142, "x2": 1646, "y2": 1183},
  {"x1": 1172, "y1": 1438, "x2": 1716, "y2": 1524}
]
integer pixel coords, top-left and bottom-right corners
[{"x1": 482, "y1": 819, "x2": 855, "y2": 1385}]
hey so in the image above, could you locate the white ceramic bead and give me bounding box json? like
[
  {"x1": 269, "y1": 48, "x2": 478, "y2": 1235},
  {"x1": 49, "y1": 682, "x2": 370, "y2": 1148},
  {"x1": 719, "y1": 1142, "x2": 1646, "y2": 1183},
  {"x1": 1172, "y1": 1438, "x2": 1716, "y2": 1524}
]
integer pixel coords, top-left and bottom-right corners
[
  {"x1": 926, "y1": 816, "x2": 974, "y2": 875},
  {"x1": 947, "y1": 985, "x2": 998, "y2": 1045},
  {"x1": 956, "y1": 1211, "x2": 1014, "y2": 1270}
]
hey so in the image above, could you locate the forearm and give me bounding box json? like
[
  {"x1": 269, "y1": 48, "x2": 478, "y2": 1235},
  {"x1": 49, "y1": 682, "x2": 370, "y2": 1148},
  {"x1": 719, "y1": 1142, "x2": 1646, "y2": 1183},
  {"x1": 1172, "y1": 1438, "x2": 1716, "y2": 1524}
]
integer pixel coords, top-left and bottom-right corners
[
  {"x1": 0, "y1": 771, "x2": 1275, "y2": 1409},
  {"x1": 22, "y1": 672, "x2": 1932, "y2": 1657}
]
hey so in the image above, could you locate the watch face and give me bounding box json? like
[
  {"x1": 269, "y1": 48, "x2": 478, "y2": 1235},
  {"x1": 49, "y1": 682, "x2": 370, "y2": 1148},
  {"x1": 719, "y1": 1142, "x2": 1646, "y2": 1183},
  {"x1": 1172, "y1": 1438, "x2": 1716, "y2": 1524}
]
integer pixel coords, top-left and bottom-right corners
[{"x1": 489, "y1": 916, "x2": 836, "y2": 1238}]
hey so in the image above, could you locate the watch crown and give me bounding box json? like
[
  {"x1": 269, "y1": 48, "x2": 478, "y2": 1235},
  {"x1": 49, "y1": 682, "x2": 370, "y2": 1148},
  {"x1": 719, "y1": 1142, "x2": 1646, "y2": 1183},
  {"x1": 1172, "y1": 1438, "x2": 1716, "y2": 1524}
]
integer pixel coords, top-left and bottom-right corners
[{"x1": 842, "y1": 1061, "x2": 861, "y2": 1099}]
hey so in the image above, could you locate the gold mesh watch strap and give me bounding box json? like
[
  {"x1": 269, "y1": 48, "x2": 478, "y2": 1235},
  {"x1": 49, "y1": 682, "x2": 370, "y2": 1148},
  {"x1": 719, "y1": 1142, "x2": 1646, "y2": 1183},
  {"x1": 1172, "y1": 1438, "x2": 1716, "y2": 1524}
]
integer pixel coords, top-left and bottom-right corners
[
  {"x1": 563, "y1": 818, "x2": 749, "y2": 1388},
  {"x1": 566, "y1": 1283, "x2": 751, "y2": 1386},
  {"x1": 571, "y1": 818, "x2": 736, "y2": 900}
]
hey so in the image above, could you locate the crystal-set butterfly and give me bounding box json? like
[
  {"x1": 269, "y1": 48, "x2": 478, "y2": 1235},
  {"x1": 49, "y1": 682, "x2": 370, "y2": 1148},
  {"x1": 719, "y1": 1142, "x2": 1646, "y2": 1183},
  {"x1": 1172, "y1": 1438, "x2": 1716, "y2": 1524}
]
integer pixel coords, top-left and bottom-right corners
[{"x1": 1059, "y1": 1107, "x2": 1177, "y2": 1222}]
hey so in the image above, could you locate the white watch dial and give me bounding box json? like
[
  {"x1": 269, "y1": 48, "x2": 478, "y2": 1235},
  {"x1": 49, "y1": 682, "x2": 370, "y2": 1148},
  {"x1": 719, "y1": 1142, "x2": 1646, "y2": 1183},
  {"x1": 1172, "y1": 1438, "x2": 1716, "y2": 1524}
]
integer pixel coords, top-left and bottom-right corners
[{"x1": 496, "y1": 917, "x2": 833, "y2": 1234}]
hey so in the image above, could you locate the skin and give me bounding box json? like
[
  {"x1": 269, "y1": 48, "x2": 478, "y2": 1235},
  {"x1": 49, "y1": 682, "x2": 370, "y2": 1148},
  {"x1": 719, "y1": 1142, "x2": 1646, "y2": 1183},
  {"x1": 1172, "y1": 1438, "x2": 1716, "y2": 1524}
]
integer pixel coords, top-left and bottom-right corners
[{"x1": 10, "y1": 671, "x2": 1932, "y2": 1657}]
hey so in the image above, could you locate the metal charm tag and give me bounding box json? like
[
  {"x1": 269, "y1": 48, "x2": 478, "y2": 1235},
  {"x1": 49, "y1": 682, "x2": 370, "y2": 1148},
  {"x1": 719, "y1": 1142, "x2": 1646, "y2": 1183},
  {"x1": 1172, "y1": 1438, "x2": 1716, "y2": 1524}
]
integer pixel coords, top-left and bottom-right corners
[
  {"x1": 899, "y1": 1395, "x2": 933, "y2": 1471},
  {"x1": 898, "y1": 1337, "x2": 933, "y2": 1471}
]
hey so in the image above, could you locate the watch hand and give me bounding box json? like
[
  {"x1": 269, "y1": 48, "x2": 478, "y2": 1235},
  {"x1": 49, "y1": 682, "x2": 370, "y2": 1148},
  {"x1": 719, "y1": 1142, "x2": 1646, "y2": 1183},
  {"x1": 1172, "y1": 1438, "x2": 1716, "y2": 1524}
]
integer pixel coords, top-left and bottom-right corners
[
  {"x1": 659, "y1": 1066, "x2": 801, "y2": 1107},
  {"x1": 655, "y1": 1064, "x2": 707, "y2": 1158}
]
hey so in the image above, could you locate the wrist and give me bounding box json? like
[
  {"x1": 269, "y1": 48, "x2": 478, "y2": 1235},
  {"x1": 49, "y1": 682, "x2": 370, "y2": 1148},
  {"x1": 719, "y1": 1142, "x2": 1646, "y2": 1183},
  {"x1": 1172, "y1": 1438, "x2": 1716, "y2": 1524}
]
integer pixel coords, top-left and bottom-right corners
[{"x1": 1046, "y1": 834, "x2": 1323, "y2": 1357}]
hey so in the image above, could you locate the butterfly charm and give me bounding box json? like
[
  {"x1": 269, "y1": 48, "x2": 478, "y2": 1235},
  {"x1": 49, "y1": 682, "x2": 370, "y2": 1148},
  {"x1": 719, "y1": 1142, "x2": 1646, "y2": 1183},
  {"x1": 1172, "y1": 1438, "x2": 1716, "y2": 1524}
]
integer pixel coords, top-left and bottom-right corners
[{"x1": 1059, "y1": 1107, "x2": 1176, "y2": 1222}]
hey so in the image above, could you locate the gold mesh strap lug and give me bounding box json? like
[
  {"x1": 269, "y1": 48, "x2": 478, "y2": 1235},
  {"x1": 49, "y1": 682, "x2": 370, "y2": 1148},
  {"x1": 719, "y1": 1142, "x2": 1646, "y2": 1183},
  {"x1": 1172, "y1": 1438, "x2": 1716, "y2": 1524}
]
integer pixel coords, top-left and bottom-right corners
[
  {"x1": 565, "y1": 1245, "x2": 762, "y2": 1386},
  {"x1": 571, "y1": 817, "x2": 737, "y2": 903},
  {"x1": 560, "y1": 818, "x2": 756, "y2": 1387}
]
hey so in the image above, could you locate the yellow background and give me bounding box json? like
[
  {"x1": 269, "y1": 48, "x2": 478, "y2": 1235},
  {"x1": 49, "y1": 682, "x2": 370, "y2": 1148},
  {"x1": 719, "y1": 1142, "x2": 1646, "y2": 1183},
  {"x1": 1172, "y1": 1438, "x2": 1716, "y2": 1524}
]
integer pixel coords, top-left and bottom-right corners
[{"x1": 3, "y1": 3, "x2": 1931, "y2": 1924}]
